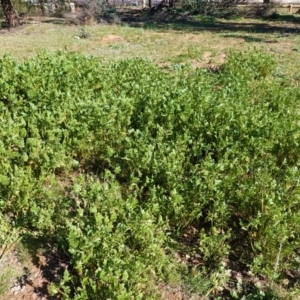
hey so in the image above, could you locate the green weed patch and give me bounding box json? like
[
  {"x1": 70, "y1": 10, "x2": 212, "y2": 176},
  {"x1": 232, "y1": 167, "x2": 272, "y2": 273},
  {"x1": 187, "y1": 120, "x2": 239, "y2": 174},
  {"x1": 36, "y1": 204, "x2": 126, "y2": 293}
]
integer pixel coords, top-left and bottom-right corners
[{"x1": 0, "y1": 50, "x2": 300, "y2": 298}]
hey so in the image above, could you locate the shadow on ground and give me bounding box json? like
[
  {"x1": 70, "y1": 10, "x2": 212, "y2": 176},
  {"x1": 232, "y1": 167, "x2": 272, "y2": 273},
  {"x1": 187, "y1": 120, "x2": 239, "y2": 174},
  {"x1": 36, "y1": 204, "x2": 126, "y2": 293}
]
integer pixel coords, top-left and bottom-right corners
[
  {"x1": 9, "y1": 238, "x2": 72, "y2": 300},
  {"x1": 2, "y1": 8, "x2": 300, "y2": 39},
  {"x1": 124, "y1": 17, "x2": 300, "y2": 35},
  {"x1": 116, "y1": 8, "x2": 300, "y2": 38}
]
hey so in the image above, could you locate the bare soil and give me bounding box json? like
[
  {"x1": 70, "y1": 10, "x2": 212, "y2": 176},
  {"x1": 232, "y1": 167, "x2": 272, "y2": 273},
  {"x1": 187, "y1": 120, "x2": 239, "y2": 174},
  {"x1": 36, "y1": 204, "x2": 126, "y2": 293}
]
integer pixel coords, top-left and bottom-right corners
[{"x1": 1, "y1": 247, "x2": 67, "y2": 300}]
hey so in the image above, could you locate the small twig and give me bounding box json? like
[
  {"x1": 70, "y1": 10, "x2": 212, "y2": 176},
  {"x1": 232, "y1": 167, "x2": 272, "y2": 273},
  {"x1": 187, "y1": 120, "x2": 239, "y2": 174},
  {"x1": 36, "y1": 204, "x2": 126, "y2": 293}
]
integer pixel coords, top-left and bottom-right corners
[
  {"x1": 0, "y1": 244, "x2": 8, "y2": 261},
  {"x1": 271, "y1": 241, "x2": 282, "y2": 287}
]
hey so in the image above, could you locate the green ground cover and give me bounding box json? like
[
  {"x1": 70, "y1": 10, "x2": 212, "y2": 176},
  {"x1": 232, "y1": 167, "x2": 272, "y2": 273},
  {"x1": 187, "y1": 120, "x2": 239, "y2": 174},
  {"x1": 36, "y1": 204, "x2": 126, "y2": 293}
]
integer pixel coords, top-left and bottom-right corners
[{"x1": 0, "y1": 47, "x2": 300, "y2": 299}]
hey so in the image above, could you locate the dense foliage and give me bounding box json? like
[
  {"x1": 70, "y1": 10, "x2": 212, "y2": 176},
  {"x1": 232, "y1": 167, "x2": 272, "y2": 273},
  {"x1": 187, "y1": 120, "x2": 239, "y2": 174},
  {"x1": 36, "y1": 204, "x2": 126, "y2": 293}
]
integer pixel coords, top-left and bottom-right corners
[{"x1": 1, "y1": 50, "x2": 300, "y2": 298}]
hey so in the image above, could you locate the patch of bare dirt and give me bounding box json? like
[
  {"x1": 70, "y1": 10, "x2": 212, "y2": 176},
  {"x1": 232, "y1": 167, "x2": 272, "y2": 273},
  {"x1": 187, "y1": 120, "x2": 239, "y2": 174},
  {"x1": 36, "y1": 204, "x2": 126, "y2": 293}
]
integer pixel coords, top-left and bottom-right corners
[
  {"x1": 202, "y1": 51, "x2": 212, "y2": 62},
  {"x1": 89, "y1": 34, "x2": 128, "y2": 49},
  {"x1": 3, "y1": 262, "x2": 48, "y2": 300},
  {"x1": 159, "y1": 283, "x2": 207, "y2": 300},
  {"x1": 1, "y1": 246, "x2": 68, "y2": 300},
  {"x1": 190, "y1": 51, "x2": 226, "y2": 69},
  {"x1": 100, "y1": 34, "x2": 128, "y2": 45}
]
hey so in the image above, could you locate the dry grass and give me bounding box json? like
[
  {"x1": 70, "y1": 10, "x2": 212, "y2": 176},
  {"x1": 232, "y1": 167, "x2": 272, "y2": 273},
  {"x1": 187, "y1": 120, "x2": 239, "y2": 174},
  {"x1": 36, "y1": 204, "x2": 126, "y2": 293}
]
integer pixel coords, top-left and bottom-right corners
[{"x1": 1, "y1": 15, "x2": 300, "y2": 75}]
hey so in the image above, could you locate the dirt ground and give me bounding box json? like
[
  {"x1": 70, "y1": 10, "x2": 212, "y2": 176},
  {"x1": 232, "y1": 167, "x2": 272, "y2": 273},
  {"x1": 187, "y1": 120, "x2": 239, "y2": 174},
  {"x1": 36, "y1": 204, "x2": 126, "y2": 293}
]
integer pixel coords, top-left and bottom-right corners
[{"x1": 0, "y1": 246, "x2": 67, "y2": 300}]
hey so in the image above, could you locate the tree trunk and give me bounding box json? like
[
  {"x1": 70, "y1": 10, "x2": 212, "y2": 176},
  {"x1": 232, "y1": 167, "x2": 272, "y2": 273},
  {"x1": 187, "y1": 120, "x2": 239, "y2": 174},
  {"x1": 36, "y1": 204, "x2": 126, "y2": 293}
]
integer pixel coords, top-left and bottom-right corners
[{"x1": 1, "y1": 0, "x2": 21, "y2": 28}]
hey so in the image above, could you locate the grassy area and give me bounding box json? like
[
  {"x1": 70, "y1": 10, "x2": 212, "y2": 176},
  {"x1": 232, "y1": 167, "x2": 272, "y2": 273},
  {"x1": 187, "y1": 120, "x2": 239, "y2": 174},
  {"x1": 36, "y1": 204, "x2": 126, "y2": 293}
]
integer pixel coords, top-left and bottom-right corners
[
  {"x1": 1, "y1": 12, "x2": 300, "y2": 300},
  {"x1": 1, "y1": 14, "x2": 300, "y2": 75}
]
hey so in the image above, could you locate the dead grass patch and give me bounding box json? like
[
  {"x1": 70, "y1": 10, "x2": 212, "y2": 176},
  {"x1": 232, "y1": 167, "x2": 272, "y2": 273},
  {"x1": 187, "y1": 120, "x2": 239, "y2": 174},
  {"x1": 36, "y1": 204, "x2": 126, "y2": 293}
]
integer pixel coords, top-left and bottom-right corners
[
  {"x1": 99, "y1": 33, "x2": 127, "y2": 45},
  {"x1": 0, "y1": 16, "x2": 300, "y2": 75}
]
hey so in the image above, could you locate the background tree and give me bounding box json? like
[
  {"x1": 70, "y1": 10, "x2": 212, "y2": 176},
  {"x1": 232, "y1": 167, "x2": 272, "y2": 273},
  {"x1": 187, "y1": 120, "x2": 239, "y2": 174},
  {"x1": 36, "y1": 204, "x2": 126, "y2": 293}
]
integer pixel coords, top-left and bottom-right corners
[{"x1": 1, "y1": 0, "x2": 21, "y2": 27}]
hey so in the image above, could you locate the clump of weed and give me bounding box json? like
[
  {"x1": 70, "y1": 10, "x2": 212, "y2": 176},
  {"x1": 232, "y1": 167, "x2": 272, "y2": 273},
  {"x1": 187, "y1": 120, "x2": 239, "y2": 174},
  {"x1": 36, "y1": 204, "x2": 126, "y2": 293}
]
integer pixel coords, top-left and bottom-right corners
[{"x1": 76, "y1": 27, "x2": 91, "y2": 39}]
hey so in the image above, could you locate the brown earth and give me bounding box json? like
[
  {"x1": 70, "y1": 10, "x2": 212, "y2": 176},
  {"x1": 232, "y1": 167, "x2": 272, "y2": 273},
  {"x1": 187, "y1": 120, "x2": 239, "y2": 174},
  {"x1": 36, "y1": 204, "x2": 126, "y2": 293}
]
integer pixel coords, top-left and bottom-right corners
[{"x1": 0, "y1": 247, "x2": 67, "y2": 300}]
